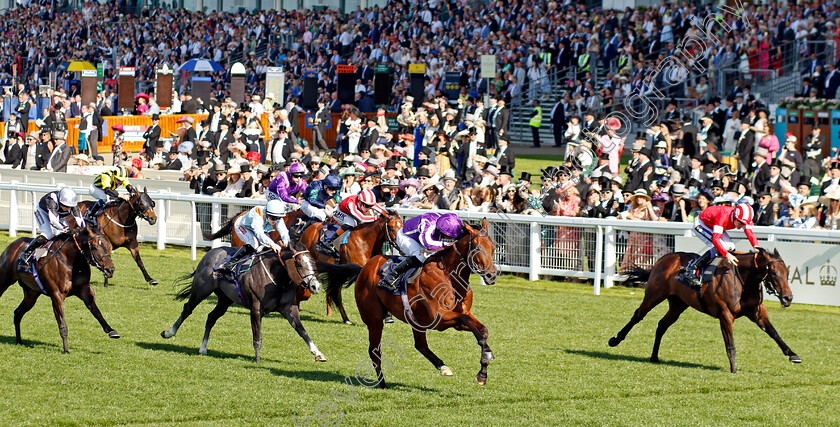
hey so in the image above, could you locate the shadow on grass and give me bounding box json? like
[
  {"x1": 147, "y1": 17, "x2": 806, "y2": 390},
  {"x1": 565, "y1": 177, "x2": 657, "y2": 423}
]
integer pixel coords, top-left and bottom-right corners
[
  {"x1": 0, "y1": 335, "x2": 103, "y2": 354},
  {"x1": 134, "y1": 341, "x2": 277, "y2": 363},
  {"x1": 247, "y1": 365, "x2": 443, "y2": 392},
  {"x1": 562, "y1": 349, "x2": 721, "y2": 371}
]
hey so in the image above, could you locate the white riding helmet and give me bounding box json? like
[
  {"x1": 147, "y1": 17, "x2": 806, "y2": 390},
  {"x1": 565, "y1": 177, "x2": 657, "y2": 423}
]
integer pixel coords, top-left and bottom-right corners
[
  {"x1": 265, "y1": 200, "x2": 286, "y2": 219},
  {"x1": 58, "y1": 188, "x2": 78, "y2": 208}
]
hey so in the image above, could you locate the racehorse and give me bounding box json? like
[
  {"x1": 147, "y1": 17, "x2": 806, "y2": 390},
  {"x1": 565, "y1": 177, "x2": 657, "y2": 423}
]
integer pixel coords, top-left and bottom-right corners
[
  {"x1": 161, "y1": 242, "x2": 362, "y2": 362},
  {"x1": 0, "y1": 228, "x2": 119, "y2": 353},
  {"x1": 203, "y1": 208, "x2": 314, "y2": 305},
  {"x1": 609, "y1": 248, "x2": 800, "y2": 373},
  {"x1": 299, "y1": 211, "x2": 404, "y2": 324},
  {"x1": 78, "y1": 187, "x2": 158, "y2": 286},
  {"x1": 354, "y1": 218, "x2": 499, "y2": 388}
]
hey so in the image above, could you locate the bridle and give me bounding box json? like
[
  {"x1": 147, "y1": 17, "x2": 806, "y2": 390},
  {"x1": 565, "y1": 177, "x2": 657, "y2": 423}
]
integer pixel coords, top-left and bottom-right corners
[
  {"x1": 732, "y1": 251, "x2": 785, "y2": 298},
  {"x1": 379, "y1": 214, "x2": 406, "y2": 256},
  {"x1": 453, "y1": 228, "x2": 498, "y2": 278},
  {"x1": 72, "y1": 232, "x2": 112, "y2": 273},
  {"x1": 291, "y1": 248, "x2": 318, "y2": 287},
  {"x1": 98, "y1": 194, "x2": 155, "y2": 228}
]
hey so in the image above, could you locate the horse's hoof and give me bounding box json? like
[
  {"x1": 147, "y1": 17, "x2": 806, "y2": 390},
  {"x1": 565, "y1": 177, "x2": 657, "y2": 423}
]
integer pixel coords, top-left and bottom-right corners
[
  {"x1": 199, "y1": 348, "x2": 207, "y2": 355},
  {"x1": 476, "y1": 375, "x2": 487, "y2": 385},
  {"x1": 315, "y1": 354, "x2": 327, "y2": 362},
  {"x1": 650, "y1": 356, "x2": 660, "y2": 364},
  {"x1": 148, "y1": 279, "x2": 158, "y2": 286},
  {"x1": 440, "y1": 366, "x2": 453, "y2": 376},
  {"x1": 608, "y1": 337, "x2": 620, "y2": 347},
  {"x1": 108, "y1": 331, "x2": 121, "y2": 339},
  {"x1": 161, "y1": 331, "x2": 169, "y2": 339},
  {"x1": 343, "y1": 320, "x2": 353, "y2": 325},
  {"x1": 790, "y1": 354, "x2": 802, "y2": 363}
]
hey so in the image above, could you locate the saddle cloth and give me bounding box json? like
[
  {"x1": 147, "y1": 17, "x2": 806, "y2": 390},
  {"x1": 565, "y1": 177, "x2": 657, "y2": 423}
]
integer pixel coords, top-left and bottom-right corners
[
  {"x1": 677, "y1": 256, "x2": 723, "y2": 290},
  {"x1": 314, "y1": 224, "x2": 351, "y2": 257},
  {"x1": 377, "y1": 256, "x2": 423, "y2": 296}
]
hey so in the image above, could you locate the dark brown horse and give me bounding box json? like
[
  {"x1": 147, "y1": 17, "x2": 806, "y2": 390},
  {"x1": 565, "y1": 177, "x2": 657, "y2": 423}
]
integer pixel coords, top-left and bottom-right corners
[
  {"x1": 0, "y1": 228, "x2": 118, "y2": 353},
  {"x1": 162, "y1": 242, "x2": 362, "y2": 362},
  {"x1": 78, "y1": 188, "x2": 158, "y2": 286},
  {"x1": 355, "y1": 218, "x2": 499, "y2": 388},
  {"x1": 609, "y1": 248, "x2": 800, "y2": 373},
  {"x1": 299, "y1": 212, "x2": 404, "y2": 324},
  {"x1": 204, "y1": 208, "x2": 312, "y2": 303}
]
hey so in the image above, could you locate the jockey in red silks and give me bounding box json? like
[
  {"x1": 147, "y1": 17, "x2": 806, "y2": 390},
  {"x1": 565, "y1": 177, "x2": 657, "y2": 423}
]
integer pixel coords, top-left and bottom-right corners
[
  {"x1": 682, "y1": 203, "x2": 759, "y2": 286},
  {"x1": 319, "y1": 189, "x2": 386, "y2": 258}
]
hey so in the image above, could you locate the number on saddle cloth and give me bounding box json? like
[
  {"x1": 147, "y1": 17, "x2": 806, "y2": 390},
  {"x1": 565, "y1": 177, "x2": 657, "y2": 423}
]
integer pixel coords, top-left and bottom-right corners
[{"x1": 377, "y1": 256, "x2": 422, "y2": 295}]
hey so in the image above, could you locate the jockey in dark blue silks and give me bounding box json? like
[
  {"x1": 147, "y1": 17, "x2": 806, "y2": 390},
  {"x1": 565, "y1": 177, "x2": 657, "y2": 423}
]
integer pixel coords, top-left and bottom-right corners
[
  {"x1": 300, "y1": 174, "x2": 341, "y2": 222},
  {"x1": 378, "y1": 212, "x2": 465, "y2": 290}
]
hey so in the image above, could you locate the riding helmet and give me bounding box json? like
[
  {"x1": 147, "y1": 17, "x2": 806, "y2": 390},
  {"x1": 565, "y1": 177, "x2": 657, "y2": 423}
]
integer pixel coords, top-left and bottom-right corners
[
  {"x1": 265, "y1": 200, "x2": 286, "y2": 219},
  {"x1": 436, "y1": 213, "x2": 464, "y2": 239},
  {"x1": 58, "y1": 188, "x2": 79, "y2": 208},
  {"x1": 324, "y1": 174, "x2": 341, "y2": 189}
]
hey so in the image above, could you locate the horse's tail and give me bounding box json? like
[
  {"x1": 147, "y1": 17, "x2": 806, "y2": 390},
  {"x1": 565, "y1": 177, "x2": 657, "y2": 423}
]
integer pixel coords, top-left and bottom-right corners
[
  {"x1": 619, "y1": 264, "x2": 651, "y2": 288},
  {"x1": 317, "y1": 261, "x2": 363, "y2": 308},
  {"x1": 204, "y1": 217, "x2": 236, "y2": 241},
  {"x1": 173, "y1": 269, "x2": 198, "y2": 301}
]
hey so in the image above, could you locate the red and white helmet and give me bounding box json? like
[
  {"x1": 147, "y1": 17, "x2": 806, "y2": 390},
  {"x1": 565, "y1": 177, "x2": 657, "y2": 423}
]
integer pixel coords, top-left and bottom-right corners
[
  {"x1": 733, "y1": 203, "x2": 754, "y2": 225},
  {"x1": 358, "y1": 189, "x2": 376, "y2": 207}
]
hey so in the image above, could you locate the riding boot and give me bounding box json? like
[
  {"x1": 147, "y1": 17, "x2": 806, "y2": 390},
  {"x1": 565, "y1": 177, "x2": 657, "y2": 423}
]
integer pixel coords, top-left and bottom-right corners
[
  {"x1": 87, "y1": 199, "x2": 106, "y2": 226},
  {"x1": 214, "y1": 246, "x2": 254, "y2": 278},
  {"x1": 683, "y1": 250, "x2": 714, "y2": 286},
  {"x1": 379, "y1": 256, "x2": 422, "y2": 291},
  {"x1": 20, "y1": 235, "x2": 48, "y2": 269}
]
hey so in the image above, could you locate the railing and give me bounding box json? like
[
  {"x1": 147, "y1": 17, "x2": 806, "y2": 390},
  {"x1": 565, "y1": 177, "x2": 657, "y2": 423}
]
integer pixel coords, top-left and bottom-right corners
[{"x1": 3, "y1": 181, "x2": 840, "y2": 304}]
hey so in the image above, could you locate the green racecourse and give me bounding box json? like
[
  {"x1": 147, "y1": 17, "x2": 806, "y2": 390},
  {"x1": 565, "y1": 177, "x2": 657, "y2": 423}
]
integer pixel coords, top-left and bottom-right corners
[{"x1": 0, "y1": 231, "x2": 838, "y2": 426}]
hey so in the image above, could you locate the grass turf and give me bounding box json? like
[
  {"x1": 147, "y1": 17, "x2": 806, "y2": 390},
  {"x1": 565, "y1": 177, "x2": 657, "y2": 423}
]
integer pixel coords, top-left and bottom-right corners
[{"x1": 0, "y1": 231, "x2": 838, "y2": 425}]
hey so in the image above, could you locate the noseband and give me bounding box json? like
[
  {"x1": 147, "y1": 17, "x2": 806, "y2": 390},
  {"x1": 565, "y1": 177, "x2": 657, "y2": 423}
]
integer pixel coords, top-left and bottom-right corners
[{"x1": 733, "y1": 252, "x2": 785, "y2": 298}]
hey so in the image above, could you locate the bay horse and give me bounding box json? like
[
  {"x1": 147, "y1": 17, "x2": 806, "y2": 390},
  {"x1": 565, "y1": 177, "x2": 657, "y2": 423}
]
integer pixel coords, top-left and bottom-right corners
[
  {"x1": 78, "y1": 187, "x2": 158, "y2": 286},
  {"x1": 299, "y1": 211, "x2": 404, "y2": 324},
  {"x1": 355, "y1": 218, "x2": 499, "y2": 388},
  {"x1": 0, "y1": 228, "x2": 119, "y2": 353},
  {"x1": 609, "y1": 248, "x2": 800, "y2": 373},
  {"x1": 162, "y1": 242, "x2": 362, "y2": 362}
]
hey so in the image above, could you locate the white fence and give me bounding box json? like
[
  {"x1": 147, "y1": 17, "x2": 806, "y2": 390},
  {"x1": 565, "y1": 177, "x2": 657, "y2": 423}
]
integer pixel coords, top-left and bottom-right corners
[{"x1": 2, "y1": 182, "x2": 840, "y2": 304}]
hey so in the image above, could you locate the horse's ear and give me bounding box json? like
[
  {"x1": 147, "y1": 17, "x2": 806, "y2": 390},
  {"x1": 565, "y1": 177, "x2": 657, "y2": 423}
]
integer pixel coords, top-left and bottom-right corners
[
  {"x1": 773, "y1": 248, "x2": 780, "y2": 258},
  {"x1": 143, "y1": 186, "x2": 148, "y2": 194},
  {"x1": 481, "y1": 217, "x2": 489, "y2": 231}
]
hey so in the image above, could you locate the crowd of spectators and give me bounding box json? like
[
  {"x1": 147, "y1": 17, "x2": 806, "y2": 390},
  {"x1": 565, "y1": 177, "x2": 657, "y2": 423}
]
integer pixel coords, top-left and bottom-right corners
[{"x1": 4, "y1": 0, "x2": 835, "y2": 117}]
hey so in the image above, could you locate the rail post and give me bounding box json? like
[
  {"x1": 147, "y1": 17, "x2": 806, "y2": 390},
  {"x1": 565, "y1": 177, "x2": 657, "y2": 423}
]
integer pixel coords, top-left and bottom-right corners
[
  {"x1": 529, "y1": 221, "x2": 541, "y2": 281},
  {"x1": 9, "y1": 181, "x2": 18, "y2": 237}
]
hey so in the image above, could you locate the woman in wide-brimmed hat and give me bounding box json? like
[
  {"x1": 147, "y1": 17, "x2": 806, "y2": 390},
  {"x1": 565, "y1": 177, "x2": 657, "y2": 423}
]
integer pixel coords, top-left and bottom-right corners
[
  {"x1": 621, "y1": 188, "x2": 661, "y2": 270},
  {"x1": 398, "y1": 178, "x2": 422, "y2": 208},
  {"x1": 820, "y1": 191, "x2": 840, "y2": 230}
]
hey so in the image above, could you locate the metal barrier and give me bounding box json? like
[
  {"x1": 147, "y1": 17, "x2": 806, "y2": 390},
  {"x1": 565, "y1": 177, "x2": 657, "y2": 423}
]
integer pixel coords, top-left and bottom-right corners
[{"x1": 3, "y1": 182, "x2": 840, "y2": 298}]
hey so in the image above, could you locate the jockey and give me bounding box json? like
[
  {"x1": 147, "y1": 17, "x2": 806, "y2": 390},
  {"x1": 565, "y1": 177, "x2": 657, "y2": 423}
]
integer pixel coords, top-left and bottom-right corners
[
  {"x1": 682, "y1": 203, "x2": 759, "y2": 286},
  {"x1": 21, "y1": 188, "x2": 86, "y2": 267},
  {"x1": 320, "y1": 189, "x2": 386, "y2": 258},
  {"x1": 215, "y1": 200, "x2": 290, "y2": 277},
  {"x1": 267, "y1": 162, "x2": 308, "y2": 211},
  {"x1": 301, "y1": 174, "x2": 341, "y2": 221},
  {"x1": 379, "y1": 212, "x2": 465, "y2": 290},
  {"x1": 88, "y1": 165, "x2": 135, "y2": 218}
]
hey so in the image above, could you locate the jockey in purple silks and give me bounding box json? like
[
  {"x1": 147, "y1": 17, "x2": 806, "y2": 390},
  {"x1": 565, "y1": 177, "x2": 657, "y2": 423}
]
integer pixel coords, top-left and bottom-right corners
[
  {"x1": 379, "y1": 212, "x2": 465, "y2": 290},
  {"x1": 268, "y1": 162, "x2": 308, "y2": 210}
]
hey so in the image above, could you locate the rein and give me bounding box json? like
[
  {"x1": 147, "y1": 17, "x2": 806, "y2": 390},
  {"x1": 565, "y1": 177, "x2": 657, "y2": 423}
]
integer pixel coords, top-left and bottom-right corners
[
  {"x1": 731, "y1": 252, "x2": 784, "y2": 299},
  {"x1": 380, "y1": 216, "x2": 406, "y2": 256},
  {"x1": 101, "y1": 200, "x2": 136, "y2": 229}
]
